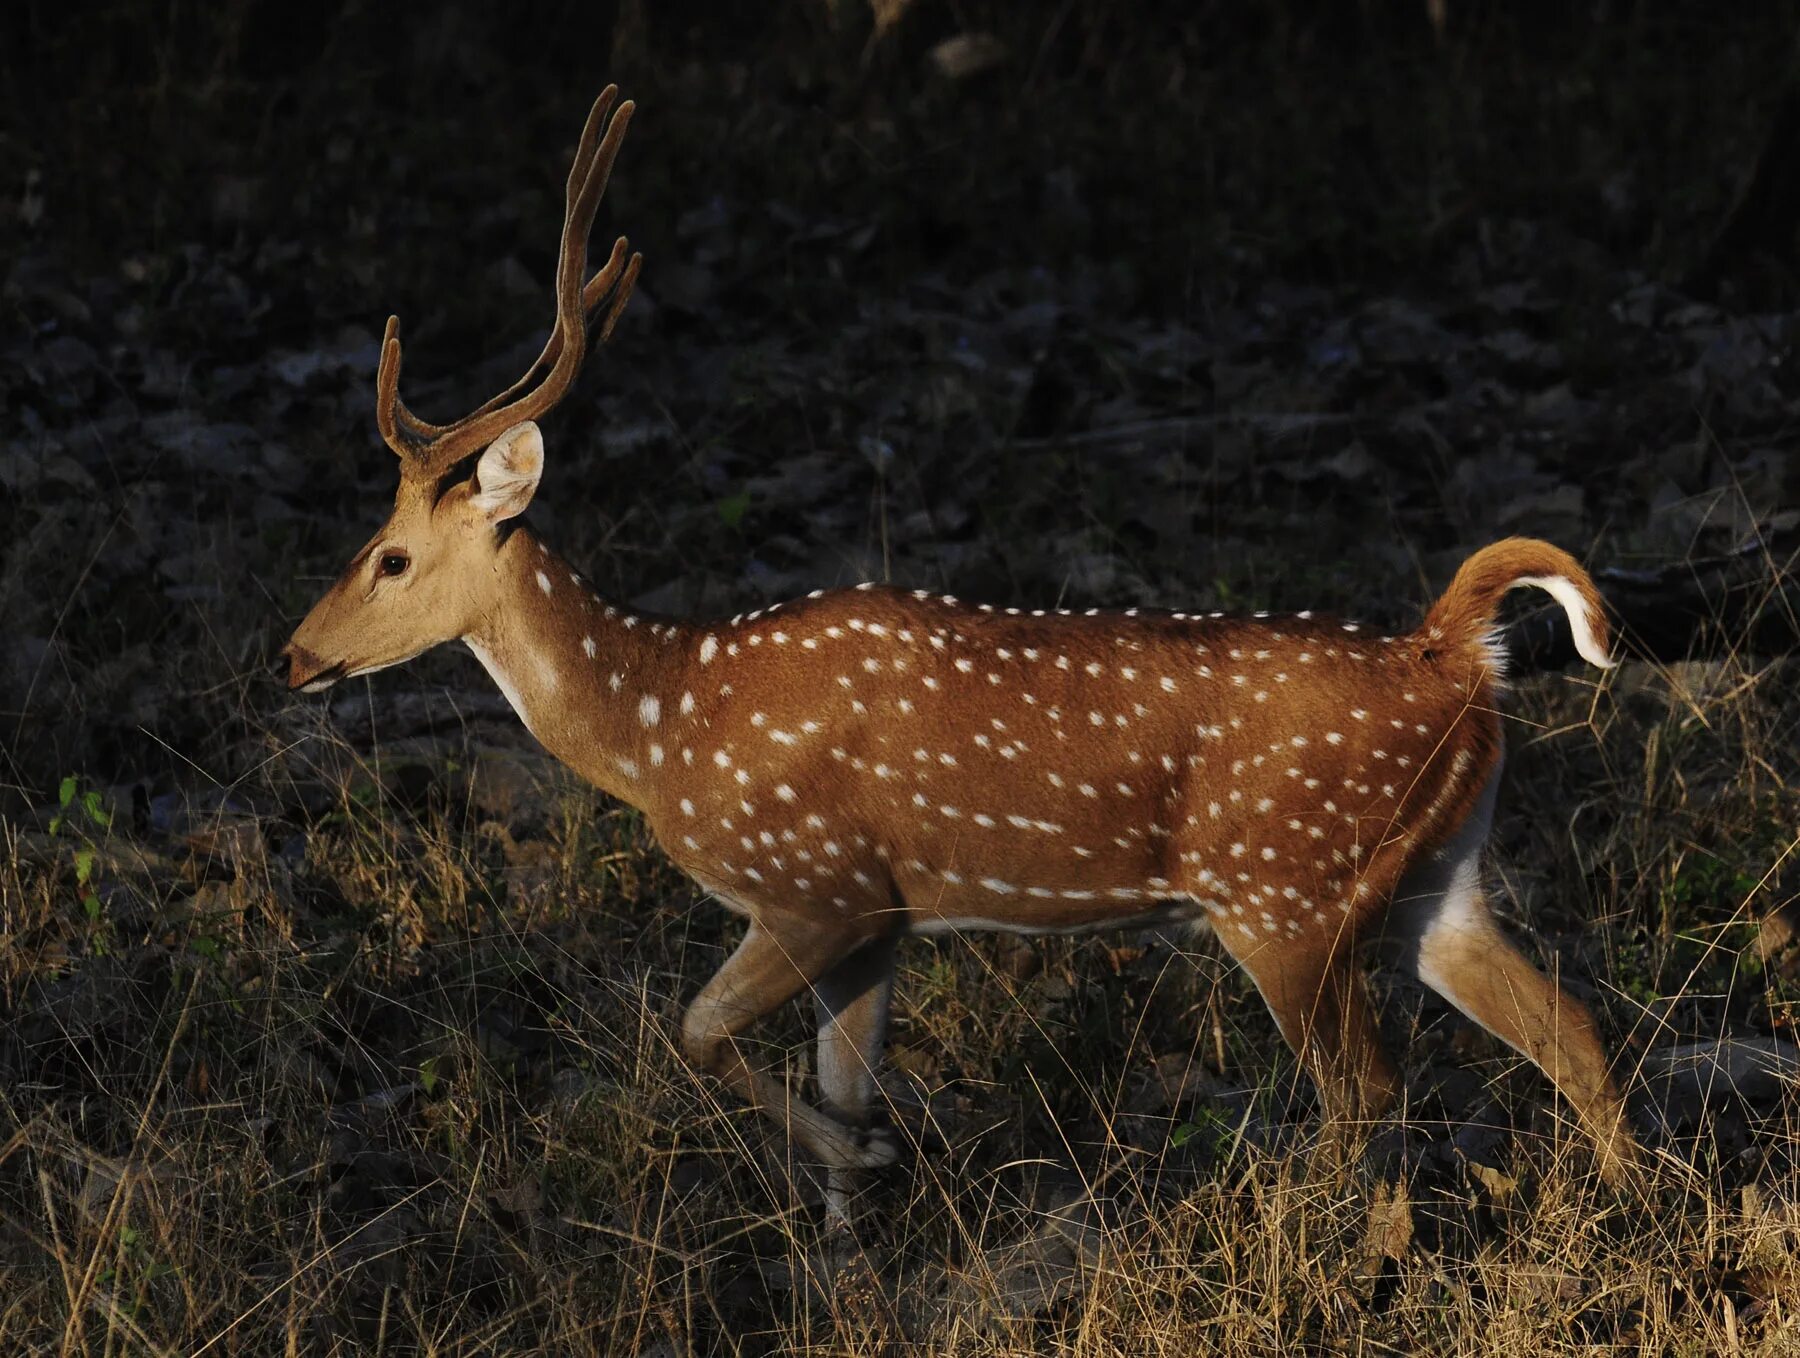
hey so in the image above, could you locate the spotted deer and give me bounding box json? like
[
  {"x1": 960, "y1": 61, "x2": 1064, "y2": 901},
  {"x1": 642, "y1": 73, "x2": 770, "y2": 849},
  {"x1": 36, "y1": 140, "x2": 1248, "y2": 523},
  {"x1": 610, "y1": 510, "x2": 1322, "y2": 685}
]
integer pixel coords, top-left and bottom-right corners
[{"x1": 281, "y1": 87, "x2": 1643, "y2": 1190}]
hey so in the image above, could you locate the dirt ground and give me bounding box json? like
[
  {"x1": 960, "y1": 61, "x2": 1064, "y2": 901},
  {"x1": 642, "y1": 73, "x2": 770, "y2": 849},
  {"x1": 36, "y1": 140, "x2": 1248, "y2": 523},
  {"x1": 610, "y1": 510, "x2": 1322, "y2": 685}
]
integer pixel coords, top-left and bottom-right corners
[{"x1": 3, "y1": 3, "x2": 1799, "y2": 1353}]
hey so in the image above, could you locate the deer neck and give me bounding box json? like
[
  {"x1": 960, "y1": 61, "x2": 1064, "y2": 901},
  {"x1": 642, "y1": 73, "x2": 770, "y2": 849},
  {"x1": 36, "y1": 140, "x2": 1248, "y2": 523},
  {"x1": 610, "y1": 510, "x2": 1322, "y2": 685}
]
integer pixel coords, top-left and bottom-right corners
[{"x1": 462, "y1": 527, "x2": 686, "y2": 806}]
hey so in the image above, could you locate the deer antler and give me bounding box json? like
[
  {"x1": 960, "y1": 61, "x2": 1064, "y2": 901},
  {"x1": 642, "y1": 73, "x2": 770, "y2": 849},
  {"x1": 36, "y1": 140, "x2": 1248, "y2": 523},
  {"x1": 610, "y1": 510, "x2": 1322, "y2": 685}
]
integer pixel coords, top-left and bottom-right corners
[{"x1": 375, "y1": 85, "x2": 644, "y2": 472}]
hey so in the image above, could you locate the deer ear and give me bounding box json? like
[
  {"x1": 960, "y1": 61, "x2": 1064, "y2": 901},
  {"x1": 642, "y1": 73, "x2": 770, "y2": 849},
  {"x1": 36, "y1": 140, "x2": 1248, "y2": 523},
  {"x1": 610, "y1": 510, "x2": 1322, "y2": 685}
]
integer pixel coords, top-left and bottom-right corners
[{"x1": 470, "y1": 421, "x2": 544, "y2": 522}]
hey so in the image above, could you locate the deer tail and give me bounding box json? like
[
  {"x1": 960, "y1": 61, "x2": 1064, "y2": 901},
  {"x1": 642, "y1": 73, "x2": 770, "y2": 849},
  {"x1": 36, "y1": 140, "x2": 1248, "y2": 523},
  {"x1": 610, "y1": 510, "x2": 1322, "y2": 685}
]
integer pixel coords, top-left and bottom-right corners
[{"x1": 1420, "y1": 537, "x2": 1614, "y2": 672}]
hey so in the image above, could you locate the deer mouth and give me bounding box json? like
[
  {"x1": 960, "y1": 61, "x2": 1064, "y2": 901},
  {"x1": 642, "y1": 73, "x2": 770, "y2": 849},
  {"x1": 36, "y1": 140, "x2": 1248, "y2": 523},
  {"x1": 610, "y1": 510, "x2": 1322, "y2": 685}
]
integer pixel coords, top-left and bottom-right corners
[
  {"x1": 286, "y1": 649, "x2": 421, "y2": 692},
  {"x1": 298, "y1": 664, "x2": 347, "y2": 693}
]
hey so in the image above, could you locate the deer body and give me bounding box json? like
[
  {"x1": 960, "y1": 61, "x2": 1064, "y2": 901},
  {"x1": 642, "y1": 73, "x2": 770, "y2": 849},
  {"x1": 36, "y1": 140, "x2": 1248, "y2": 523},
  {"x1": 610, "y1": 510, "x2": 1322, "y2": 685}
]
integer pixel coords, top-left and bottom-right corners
[
  {"x1": 475, "y1": 533, "x2": 1498, "y2": 944},
  {"x1": 281, "y1": 87, "x2": 1642, "y2": 1191}
]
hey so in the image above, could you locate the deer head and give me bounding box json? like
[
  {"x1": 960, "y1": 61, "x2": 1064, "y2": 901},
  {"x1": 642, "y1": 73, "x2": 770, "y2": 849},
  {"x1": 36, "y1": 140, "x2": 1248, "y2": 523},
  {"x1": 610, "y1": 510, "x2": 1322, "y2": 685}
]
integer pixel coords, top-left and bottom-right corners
[{"x1": 280, "y1": 87, "x2": 641, "y2": 692}]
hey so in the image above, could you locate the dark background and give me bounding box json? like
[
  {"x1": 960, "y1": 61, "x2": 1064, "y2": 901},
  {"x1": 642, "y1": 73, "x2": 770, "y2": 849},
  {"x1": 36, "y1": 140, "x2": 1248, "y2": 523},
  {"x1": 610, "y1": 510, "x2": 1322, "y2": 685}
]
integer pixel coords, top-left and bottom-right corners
[
  {"x1": 3, "y1": 4, "x2": 1799, "y2": 1352},
  {"x1": 3, "y1": 1, "x2": 1796, "y2": 797}
]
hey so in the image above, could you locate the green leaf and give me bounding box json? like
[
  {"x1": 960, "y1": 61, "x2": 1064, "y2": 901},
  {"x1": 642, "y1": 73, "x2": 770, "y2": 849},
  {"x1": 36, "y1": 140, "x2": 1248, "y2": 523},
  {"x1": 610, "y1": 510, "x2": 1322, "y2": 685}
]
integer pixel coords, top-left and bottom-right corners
[
  {"x1": 59, "y1": 775, "x2": 77, "y2": 808},
  {"x1": 716, "y1": 491, "x2": 751, "y2": 529},
  {"x1": 81, "y1": 790, "x2": 112, "y2": 828},
  {"x1": 419, "y1": 1055, "x2": 439, "y2": 1095},
  {"x1": 191, "y1": 936, "x2": 221, "y2": 961},
  {"x1": 82, "y1": 892, "x2": 102, "y2": 922},
  {"x1": 1171, "y1": 1121, "x2": 1200, "y2": 1148},
  {"x1": 74, "y1": 847, "x2": 96, "y2": 885}
]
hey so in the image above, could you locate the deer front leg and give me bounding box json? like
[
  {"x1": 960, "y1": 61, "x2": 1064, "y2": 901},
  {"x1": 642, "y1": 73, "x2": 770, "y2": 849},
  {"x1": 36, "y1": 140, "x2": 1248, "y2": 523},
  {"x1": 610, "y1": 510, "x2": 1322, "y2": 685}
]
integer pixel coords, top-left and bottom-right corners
[{"x1": 681, "y1": 918, "x2": 901, "y2": 1172}]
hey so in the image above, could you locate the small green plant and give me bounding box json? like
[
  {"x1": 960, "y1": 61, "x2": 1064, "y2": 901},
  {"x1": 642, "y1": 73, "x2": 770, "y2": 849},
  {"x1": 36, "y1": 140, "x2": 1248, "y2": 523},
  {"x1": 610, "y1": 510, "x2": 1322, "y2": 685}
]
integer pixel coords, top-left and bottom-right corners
[
  {"x1": 48, "y1": 773, "x2": 112, "y2": 837},
  {"x1": 73, "y1": 846, "x2": 100, "y2": 922},
  {"x1": 100, "y1": 1223, "x2": 178, "y2": 1323},
  {"x1": 1171, "y1": 1104, "x2": 1237, "y2": 1156},
  {"x1": 48, "y1": 775, "x2": 113, "y2": 934},
  {"x1": 716, "y1": 490, "x2": 751, "y2": 529},
  {"x1": 1666, "y1": 849, "x2": 1762, "y2": 920}
]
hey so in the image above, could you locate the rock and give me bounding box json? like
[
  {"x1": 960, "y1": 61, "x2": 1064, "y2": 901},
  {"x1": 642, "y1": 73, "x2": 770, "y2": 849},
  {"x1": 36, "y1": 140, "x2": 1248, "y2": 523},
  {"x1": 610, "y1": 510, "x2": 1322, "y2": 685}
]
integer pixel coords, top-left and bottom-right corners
[
  {"x1": 929, "y1": 33, "x2": 1007, "y2": 82},
  {"x1": 1127, "y1": 1051, "x2": 1226, "y2": 1117},
  {"x1": 467, "y1": 747, "x2": 567, "y2": 837},
  {"x1": 140, "y1": 411, "x2": 263, "y2": 477}
]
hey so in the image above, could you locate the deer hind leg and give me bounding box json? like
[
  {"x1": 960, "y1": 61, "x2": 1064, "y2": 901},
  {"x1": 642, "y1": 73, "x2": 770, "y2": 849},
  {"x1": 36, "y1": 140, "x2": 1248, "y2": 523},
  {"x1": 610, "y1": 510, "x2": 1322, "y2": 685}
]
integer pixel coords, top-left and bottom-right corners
[
  {"x1": 681, "y1": 917, "x2": 901, "y2": 1172},
  {"x1": 1404, "y1": 854, "x2": 1641, "y2": 1185},
  {"x1": 812, "y1": 932, "x2": 899, "y2": 1218},
  {"x1": 1226, "y1": 933, "x2": 1400, "y2": 1128}
]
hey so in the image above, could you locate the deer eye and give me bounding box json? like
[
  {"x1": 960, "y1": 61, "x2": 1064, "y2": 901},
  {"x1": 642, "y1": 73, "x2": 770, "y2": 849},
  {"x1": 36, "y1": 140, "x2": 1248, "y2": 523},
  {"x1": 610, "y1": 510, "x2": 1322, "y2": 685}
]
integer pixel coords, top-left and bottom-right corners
[{"x1": 379, "y1": 552, "x2": 410, "y2": 577}]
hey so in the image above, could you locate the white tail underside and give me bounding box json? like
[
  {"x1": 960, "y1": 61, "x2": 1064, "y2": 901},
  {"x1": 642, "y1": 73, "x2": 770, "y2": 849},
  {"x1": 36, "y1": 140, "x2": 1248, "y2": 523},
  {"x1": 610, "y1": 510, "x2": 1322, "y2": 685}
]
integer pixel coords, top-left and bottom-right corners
[{"x1": 1513, "y1": 574, "x2": 1614, "y2": 669}]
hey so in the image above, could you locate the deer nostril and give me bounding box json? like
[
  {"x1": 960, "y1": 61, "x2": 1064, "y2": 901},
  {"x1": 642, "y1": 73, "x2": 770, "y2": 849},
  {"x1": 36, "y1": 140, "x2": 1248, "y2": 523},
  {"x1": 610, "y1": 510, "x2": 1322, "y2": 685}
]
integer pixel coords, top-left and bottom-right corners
[{"x1": 272, "y1": 648, "x2": 294, "y2": 684}]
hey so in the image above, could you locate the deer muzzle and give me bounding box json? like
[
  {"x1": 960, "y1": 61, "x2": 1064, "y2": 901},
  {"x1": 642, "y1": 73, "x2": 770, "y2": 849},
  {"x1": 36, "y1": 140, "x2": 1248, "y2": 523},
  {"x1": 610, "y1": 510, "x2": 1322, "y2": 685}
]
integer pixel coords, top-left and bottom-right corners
[{"x1": 279, "y1": 643, "x2": 344, "y2": 693}]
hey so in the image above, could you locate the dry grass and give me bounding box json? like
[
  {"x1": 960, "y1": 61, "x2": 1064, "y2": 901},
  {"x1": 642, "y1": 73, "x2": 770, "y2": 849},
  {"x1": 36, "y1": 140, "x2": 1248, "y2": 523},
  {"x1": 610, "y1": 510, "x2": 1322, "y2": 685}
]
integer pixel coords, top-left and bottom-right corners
[{"x1": 1, "y1": 565, "x2": 1796, "y2": 1353}]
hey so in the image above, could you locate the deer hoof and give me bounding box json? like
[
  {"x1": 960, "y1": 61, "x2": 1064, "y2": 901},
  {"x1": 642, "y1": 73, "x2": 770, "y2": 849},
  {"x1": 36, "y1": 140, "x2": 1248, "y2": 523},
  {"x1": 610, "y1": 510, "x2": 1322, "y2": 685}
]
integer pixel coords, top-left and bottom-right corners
[{"x1": 852, "y1": 1124, "x2": 901, "y2": 1169}]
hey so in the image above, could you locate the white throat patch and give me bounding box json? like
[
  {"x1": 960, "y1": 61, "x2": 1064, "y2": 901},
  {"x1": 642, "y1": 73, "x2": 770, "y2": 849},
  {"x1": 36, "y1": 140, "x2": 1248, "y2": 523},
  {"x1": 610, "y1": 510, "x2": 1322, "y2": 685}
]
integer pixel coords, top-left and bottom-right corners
[{"x1": 466, "y1": 638, "x2": 538, "y2": 738}]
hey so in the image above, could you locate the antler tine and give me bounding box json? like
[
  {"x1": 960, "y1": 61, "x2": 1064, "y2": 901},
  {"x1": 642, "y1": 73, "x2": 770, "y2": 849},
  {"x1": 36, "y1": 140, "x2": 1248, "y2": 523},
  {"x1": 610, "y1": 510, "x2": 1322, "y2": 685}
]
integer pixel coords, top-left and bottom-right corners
[
  {"x1": 374, "y1": 315, "x2": 451, "y2": 458},
  {"x1": 434, "y1": 90, "x2": 635, "y2": 457},
  {"x1": 554, "y1": 85, "x2": 624, "y2": 305},
  {"x1": 532, "y1": 91, "x2": 634, "y2": 397},
  {"x1": 596, "y1": 247, "x2": 643, "y2": 343},
  {"x1": 465, "y1": 234, "x2": 637, "y2": 421}
]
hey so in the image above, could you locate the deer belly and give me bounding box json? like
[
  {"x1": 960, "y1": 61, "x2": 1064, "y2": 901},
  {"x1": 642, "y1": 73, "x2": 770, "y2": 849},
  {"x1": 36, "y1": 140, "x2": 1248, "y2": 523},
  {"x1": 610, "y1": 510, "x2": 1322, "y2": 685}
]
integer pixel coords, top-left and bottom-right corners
[
  {"x1": 896, "y1": 854, "x2": 1211, "y2": 936},
  {"x1": 907, "y1": 896, "x2": 1211, "y2": 937}
]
